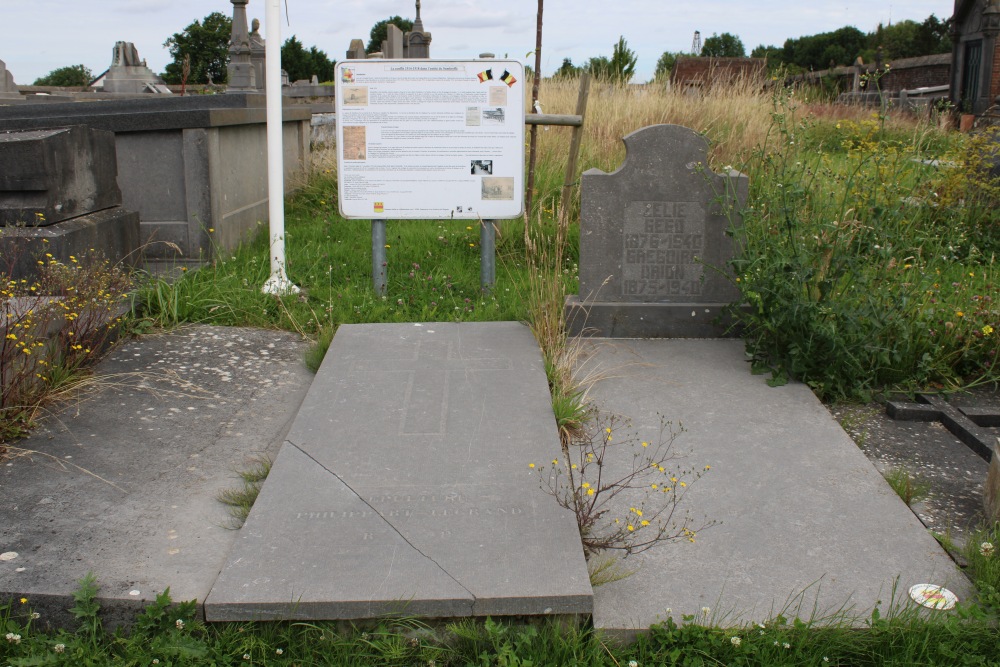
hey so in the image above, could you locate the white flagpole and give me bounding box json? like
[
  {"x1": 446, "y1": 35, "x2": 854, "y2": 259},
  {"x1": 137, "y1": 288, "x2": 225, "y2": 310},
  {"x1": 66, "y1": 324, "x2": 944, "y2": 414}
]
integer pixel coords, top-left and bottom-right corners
[{"x1": 262, "y1": 0, "x2": 299, "y2": 295}]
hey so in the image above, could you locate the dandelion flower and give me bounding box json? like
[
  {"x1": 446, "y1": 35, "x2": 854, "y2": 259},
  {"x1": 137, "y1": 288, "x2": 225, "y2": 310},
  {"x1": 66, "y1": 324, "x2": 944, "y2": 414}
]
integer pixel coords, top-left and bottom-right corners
[
  {"x1": 528, "y1": 463, "x2": 535, "y2": 469},
  {"x1": 586, "y1": 488, "x2": 595, "y2": 496}
]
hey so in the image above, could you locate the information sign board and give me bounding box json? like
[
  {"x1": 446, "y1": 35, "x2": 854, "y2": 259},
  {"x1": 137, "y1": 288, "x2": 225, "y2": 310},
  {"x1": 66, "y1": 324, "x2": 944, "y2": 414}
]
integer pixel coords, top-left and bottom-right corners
[{"x1": 335, "y1": 60, "x2": 525, "y2": 220}]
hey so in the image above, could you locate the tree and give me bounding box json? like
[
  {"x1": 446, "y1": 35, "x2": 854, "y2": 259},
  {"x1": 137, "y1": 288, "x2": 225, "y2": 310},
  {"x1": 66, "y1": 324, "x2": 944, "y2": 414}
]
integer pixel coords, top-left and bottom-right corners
[
  {"x1": 163, "y1": 12, "x2": 232, "y2": 84},
  {"x1": 702, "y1": 32, "x2": 746, "y2": 58},
  {"x1": 282, "y1": 36, "x2": 335, "y2": 82},
  {"x1": 33, "y1": 65, "x2": 93, "y2": 87},
  {"x1": 654, "y1": 51, "x2": 681, "y2": 81},
  {"x1": 782, "y1": 26, "x2": 866, "y2": 70},
  {"x1": 367, "y1": 16, "x2": 413, "y2": 54},
  {"x1": 608, "y1": 36, "x2": 637, "y2": 83},
  {"x1": 585, "y1": 56, "x2": 612, "y2": 80},
  {"x1": 554, "y1": 57, "x2": 581, "y2": 79}
]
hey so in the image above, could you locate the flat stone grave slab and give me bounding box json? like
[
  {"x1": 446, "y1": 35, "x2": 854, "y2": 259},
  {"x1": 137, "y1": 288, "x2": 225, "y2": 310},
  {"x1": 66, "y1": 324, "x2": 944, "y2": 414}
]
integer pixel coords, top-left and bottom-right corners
[
  {"x1": 585, "y1": 339, "x2": 970, "y2": 636},
  {"x1": 205, "y1": 322, "x2": 592, "y2": 620}
]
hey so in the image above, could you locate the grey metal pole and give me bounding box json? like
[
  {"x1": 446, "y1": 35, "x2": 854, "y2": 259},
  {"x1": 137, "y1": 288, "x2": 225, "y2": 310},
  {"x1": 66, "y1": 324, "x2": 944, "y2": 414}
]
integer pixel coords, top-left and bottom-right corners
[
  {"x1": 480, "y1": 219, "x2": 496, "y2": 292},
  {"x1": 372, "y1": 219, "x2": 387, "y2": 295}
]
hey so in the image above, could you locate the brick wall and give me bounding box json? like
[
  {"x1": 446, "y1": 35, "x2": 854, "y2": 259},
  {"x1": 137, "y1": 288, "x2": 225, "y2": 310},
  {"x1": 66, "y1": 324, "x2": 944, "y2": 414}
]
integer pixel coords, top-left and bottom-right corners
[{"x1": 670, "y1": 57, "x2": 767, "y2": 88}]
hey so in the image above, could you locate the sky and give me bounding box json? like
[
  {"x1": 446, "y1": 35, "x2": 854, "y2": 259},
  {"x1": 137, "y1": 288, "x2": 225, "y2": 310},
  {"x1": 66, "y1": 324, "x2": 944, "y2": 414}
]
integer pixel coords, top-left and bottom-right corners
[{"x1": 3, "y1": 1, "x2": 954, "y2": 85}]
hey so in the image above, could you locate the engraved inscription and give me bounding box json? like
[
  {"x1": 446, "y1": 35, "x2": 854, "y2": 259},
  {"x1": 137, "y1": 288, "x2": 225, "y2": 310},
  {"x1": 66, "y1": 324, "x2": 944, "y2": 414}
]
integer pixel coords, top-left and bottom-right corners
[{"x1": 622, "y1": 200, "x2": 705, "y2": 298}]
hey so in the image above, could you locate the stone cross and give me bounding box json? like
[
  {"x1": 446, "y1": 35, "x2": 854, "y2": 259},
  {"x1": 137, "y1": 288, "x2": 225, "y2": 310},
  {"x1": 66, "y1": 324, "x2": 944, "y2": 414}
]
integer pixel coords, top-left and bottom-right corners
[{"x1": 886, "y1": 393, "x2": 998, "y2": 462}]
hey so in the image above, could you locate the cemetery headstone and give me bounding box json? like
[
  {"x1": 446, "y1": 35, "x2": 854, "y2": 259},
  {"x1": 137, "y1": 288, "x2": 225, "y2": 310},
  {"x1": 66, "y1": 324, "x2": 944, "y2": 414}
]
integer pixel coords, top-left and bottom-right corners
[
  {"x1": 404, "y1": 0, "x2": 432, "y2": 59},
  {"x1": 346, "y1": 39, "x2": 367, "y2": 60},
  {"x1": 565, "y1": 124, "x2": 747, "y2": 337},
  {"x1": 384, "y1": 24, "x2": 404, "y2": 59},
  {"x1": 0, "y1": 126, "x2": 140, "y2": 279},
  {"x1": 0, "y1": 59, "x2": 19, "y2": 98},
  {"x1": 102, "y1": 42, "x2": 170, "y2": 94},
  {"x1": 227, "y1": 0, "x2": 257, "y2": 92}
]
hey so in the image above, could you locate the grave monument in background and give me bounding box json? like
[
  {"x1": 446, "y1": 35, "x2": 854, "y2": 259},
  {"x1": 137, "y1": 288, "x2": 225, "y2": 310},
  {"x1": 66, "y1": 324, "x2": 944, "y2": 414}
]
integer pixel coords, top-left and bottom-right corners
[
  {"x1": 0, "y1": 59, "x2": 19, "y2": 99},
  {"x1": 566, "y1": 124, "x2": 747, "y2": 338},
  {"x1": 227, "y1": 0, "x2": 258, "y2": 92},
  {"x1": 100, "y1": 42, "x2": 170, "y2": 94}
]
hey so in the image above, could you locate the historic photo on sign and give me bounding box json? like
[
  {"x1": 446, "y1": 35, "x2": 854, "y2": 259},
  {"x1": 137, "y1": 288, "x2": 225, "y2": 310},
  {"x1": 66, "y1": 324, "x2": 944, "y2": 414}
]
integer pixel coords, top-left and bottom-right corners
[
  {"x1": 343, "y1": 86, "x2": 369, "y2": 106},
  {"x1": 343, "y1": 126, "x2": 367, "y2": 160},
  {"x1": 482, "y1": 177, "x2": 514, "y2": 200}
]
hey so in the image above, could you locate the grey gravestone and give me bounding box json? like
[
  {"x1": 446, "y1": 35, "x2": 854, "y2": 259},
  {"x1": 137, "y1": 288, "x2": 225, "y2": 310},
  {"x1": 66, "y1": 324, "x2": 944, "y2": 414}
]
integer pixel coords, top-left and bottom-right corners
[
  {"x1": 102, "y1": 42, "x2": 170, "y2": 94},
  {"x1": 227, "y1": 0, "x2": 257, "y2": 92},
  {"x1": 384, "y1": 24, "x2": 404, "y2": 59},
  {"x1": 0, "y1": 59, "x2": 19, "y2": 97},
  {"x1": 404, "y1": 0, "x2": 432, "y2": 58},
  {"x1": 346, "y1": 39, "x2": 367, "y2": 60},
  {"x1": 565, "y1": 124, "x2": 747, "y2": 337},
  {"x1": 0, "y1": 126, "x2": 122, "y2": 226},
  {"x1": 206, "y1": 322, "x2": 592, "y2": 620}
]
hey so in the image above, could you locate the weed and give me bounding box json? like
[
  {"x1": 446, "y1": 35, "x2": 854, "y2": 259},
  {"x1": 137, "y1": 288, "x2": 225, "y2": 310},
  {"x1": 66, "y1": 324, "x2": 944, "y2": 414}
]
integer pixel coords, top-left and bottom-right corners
[
  {"x1": 882, "y1": 465, "x2": 932, "y2": 506},
  {"x1": 532, "y1": 414, "x2": 714, "y2": 557},
  {"x1": 217, "y1": 455, "x2": 272, "y2": 527}
]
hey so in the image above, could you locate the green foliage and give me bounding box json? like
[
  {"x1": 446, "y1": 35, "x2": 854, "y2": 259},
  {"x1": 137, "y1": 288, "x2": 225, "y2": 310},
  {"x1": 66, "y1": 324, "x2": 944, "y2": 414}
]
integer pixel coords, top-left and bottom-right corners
[
  {"x1": 553, "y1": 57, "x2": 581, "y2": 79},
  {"x1": 964, "y1": 523, "x2": 1000, "y2": 614},
  {"x1": 609, "y1": 36, "x2": 638, "y2": 83},
  {"x1": 70, "y1": 571, "x2": 102, "y2": 642},
  {"x1": 1, "y1": 250, "x2": 133, "y2": 443},
  {"x1": 218, "y1": 455, "x2": 272, "y2": 527},
  {"x1": 32, "y1": 64, "x2": 92, "y2": 87},
  {"x1": 585, "y1": 36, "x2": 637, "y2": 83},
  {"x1": 162, "y1": 11, "x2": 232, "y2": 84},
  {"x1": 729, "y1": 89, "x2": 1000, "y2": 400},
  {"x1": 702, "y1": 32, "x2": 746, "y2": 58},
  {"x1": 882, "y1": 466, "x2": 931, "y2": 505},
  {"x1": 367, "y1": 15, "x2": 413, "y2": 54},
  {"x1": 281, "y1": 36, "x2": 335, "y2": 83},
  {"x1": 654, "y1": 51, "x2": 682, "y2": 81}
]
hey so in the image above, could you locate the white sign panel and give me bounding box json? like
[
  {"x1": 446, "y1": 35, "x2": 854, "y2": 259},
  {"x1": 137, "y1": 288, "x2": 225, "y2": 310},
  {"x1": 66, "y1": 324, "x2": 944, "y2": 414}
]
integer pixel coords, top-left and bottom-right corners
[{"x1": 335, "y1": 60, "x2": 525, "y2": 220}]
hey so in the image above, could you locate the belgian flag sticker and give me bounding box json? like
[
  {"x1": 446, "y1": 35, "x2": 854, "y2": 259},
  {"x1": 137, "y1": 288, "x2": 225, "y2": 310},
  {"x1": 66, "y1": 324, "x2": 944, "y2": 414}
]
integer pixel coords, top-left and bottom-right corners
[
  {"x1": 500, "y1": 70, "x2": 516, "y2": 87},
  {"x1": 374, "y1": 202, "x2": 384, "y2": 213},
  {"x1": 477, "y1": 69, "x2": 493, "y2": 82}
]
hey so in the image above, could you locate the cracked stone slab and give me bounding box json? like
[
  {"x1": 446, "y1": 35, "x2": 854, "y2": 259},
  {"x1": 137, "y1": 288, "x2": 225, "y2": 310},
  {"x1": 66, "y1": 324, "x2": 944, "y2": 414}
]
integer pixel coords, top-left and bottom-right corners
[{"x1": 205, "y1": 322, "x2": 593, "y2": 621}]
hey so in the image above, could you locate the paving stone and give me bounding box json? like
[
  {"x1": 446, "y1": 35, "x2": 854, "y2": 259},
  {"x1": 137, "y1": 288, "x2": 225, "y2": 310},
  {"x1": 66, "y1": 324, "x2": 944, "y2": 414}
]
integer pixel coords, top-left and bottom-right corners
[{"x1": 205, "y1": 322, "x2": 593, "y2": 621}]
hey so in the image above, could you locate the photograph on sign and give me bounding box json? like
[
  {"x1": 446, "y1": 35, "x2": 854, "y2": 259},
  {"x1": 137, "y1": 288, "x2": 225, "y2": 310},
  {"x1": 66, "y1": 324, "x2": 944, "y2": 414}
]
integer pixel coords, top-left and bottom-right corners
[{"x1": 335, "y1": 60, "x2": 525, "y2": 220}]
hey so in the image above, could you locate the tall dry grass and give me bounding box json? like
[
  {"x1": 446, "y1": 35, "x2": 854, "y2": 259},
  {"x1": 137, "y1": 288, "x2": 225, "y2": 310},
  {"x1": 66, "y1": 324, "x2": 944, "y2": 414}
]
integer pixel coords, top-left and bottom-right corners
[{"x1": 526, "y1": 75, "x2": 939, "y2": 221}]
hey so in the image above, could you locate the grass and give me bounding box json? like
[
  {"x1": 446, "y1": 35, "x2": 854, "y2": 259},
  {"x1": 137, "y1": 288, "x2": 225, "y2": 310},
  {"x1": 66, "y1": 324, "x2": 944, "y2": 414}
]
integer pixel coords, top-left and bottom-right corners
[
  {"x1": 4, "y1": 575, "x2": 1000, "y2": 666},
  {"x1": 217, "y1": 455, "x2": 272, "y2": 527},
  {"x1": 882, "y1": 465, "x2": 932, "y2": 506}
]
